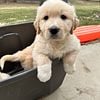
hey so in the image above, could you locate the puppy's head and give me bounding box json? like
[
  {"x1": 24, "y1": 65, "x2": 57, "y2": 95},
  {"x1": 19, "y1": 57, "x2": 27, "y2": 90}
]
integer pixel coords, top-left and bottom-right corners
[{"x1": 34, "y1": 0, "x2": 79, "y2": 41}]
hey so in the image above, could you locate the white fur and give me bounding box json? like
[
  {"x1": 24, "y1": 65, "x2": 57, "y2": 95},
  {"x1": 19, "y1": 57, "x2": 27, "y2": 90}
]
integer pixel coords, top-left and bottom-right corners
[
  {"x1": 37, "y1": 63, "x2": 52, "y2": 82},
  {"x1": 0, "y1": 72, "x2": 10, "y2": 80},
  {"x1": 33, "y1": 34, "x2": 80, "y2": 59},
  {"x1": 64, "y1": 63, "x2": 76, "y2": 74}
]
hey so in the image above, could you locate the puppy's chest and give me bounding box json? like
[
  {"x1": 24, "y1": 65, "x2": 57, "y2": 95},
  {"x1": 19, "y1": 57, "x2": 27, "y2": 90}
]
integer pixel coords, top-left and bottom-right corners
[{"x1": 47, "y1": 43, "x2": 67, "y2": 59}]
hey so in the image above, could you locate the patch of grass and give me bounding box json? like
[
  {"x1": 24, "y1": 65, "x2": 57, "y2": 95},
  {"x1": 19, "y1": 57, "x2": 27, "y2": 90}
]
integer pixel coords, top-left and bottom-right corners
[
  {"x1": 76, "y1": 5, "x2": 100, "y2": 25},
  {"x1": 0, "y1": 9, "x2": 36, "y2": 23},
  {"x1": 0, "y1": 2, "x2": 100, "y2": 26},
  {"x1": 70, "y1": 0, "x2": 100, "y2": 26},
  {"x1": 0, "y1": 4, "x2": 37, "y2": 24}
]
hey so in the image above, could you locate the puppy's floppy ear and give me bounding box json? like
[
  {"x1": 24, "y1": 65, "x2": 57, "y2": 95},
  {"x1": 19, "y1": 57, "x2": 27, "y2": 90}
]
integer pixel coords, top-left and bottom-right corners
[
  {"x1": 34, "y1": 18, "x2": 40, "y2": 34},
  {"x1": 70, "y1": 17, "x2": 79, "y2": 34}
]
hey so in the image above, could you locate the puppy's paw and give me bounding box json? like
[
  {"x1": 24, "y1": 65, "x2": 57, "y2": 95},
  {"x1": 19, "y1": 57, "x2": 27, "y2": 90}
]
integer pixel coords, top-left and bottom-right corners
[
  {"x1": 38, "y1": 71, "x2": 51, "y2": 82},
  {"x1": 37, "y1": 63, "x2": 52, "y2": 82},
  {"x1": 0, "y1": 72, "x2": 10, "y2": 80},
  {"x1": 64, "y1": 64, "x2": 76, "y2": 74}
]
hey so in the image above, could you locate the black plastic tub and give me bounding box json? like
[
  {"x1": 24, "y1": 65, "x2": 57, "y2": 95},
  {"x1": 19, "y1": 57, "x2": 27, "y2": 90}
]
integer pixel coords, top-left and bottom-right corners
[{"x1": 0, "y1": 22, "x2": 66, "y2": 100}]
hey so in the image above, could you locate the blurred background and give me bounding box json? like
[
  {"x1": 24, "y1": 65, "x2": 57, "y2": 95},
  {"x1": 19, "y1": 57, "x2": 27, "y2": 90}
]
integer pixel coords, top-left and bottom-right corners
[{"x1": 0, "y1": 0, "x2": 100, "y2": 26}]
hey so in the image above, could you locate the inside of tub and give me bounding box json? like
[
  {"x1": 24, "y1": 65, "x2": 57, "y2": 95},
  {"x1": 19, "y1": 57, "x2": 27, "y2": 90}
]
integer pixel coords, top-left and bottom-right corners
[{"x1": 0, "y1": 33, "x2": 28, "y2": 76}]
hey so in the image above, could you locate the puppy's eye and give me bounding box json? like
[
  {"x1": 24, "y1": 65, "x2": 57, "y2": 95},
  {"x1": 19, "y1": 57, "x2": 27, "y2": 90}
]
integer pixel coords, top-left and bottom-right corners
[
  {"x1": 43, "y1": 16, "x2": 49, "y2": 20},
  {"x1": 61, "y1": 15, "x2": 67, "y2": 20}
]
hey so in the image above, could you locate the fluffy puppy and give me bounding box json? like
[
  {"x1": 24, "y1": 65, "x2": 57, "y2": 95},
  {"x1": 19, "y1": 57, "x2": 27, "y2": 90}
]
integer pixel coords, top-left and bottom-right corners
[
  {"x1": 0, "y1": 0, "x2": 81, "y2": 82},
  {"x1": 32, "y1": 0, "x2": 81, "y2": 82}
]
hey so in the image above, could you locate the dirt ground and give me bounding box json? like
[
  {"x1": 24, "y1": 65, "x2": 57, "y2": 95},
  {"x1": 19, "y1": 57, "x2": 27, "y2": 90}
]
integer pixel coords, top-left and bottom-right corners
[{"x1": 42, "y1": 40, "x2": 100, "y2": 100}]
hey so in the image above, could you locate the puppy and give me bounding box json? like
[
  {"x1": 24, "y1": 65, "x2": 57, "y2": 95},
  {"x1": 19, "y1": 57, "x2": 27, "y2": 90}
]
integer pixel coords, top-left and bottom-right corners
[
  {"x1": 32, "y1": 0, "x2": 81, "y2": 82},
  {"x1": 0, "y1": 0, "x2": 81, "y2": 82}
]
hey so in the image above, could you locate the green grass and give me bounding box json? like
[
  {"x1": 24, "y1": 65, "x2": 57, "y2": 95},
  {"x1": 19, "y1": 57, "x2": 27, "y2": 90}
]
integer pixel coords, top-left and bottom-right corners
[
  {"x1": 0, "y1": 4, "x2": 37, "y2": 25},
  {"x1": 70, "y1": 0, "x2": 100, "y2": 25},
  {"x1": 0, "y1": 1, "x2": 100, "y2": 26},
  {"x1": 76, "y1": 5, "x2": 100, "y2": 25},
  {"x1": 0, "y1": 9, "x2": 36, "y2": 23}
]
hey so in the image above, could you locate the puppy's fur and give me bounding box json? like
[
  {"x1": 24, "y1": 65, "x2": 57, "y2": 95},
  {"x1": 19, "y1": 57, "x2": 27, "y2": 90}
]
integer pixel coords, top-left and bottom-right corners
[
  {"x1": 0, "y1": 0, "x2": 81, "y2": 82},
  {"x1": 0, "y1": 44, "x2": 34, "y2": 70},
  {"x1": 0, "y1": 72, "x2": 10, "y2": 80}
]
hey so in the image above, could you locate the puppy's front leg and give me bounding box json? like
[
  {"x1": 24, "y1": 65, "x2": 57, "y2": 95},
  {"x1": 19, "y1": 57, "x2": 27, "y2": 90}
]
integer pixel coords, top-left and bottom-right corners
[
  {"x1": 33, "y1": 54, "x2": 52, "y2": 82},
  {"x1": 63, "y1": 51, "x2": 79, "y2": 74}
]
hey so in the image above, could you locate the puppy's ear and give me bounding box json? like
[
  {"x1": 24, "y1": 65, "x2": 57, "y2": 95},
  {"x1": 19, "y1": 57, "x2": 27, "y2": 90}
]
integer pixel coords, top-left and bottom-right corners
[
  {"x1": 34, "y1": 19, "x2": 40, "y2": 34},
  {"x1": 73, "y1": 17, "x2": 79, "y2": 30},
  {"x1": 70, "y1": 17, "x2": 79, "y2": 34}
]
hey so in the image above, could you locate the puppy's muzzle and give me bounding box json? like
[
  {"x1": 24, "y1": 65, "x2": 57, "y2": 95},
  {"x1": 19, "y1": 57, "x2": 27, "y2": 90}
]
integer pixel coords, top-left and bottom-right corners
[{"x1": 49, "y1": 26, "x2": 60, "y2": 36}]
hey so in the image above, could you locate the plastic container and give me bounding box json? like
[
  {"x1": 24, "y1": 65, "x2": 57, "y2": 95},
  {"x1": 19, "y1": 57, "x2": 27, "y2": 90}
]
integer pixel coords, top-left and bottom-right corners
[
  {"x1": 0, "y1": 22, "x2": 66, "y2": 100},
  {"x1": 74, "y1": 25, "x2": 100, "y2": 43}
]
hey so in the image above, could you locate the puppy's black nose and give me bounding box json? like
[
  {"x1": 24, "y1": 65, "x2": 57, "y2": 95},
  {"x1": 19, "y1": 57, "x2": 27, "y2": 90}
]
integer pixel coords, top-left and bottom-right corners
[{"x1": 49, "y1": 26, "x2": 60, "y2": 35}]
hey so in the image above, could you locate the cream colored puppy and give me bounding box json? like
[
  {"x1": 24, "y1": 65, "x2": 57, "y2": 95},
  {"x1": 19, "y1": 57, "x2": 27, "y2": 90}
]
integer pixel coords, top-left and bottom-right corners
[
  {"x1": 32, "y1": 0, "x2": 81, "y2": 82},
  {"x1": 0, "y1": 0, "x2": 81, "y2": 82}
]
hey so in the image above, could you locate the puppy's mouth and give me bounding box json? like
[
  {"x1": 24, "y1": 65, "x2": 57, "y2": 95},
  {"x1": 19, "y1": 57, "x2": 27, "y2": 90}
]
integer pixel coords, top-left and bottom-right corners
[{"x1": 50, "y1": 33, "x2": 60, "y2": 39}]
